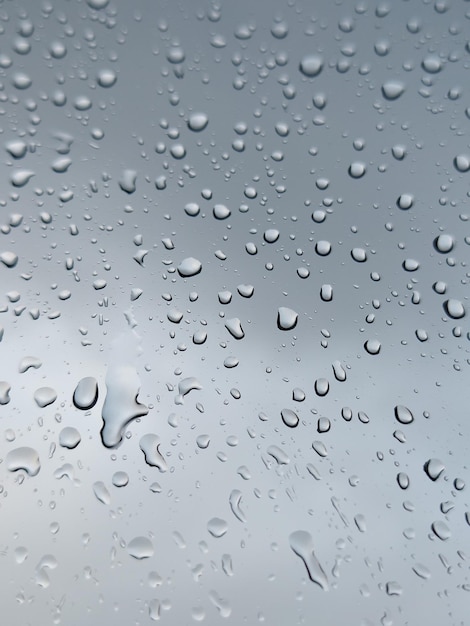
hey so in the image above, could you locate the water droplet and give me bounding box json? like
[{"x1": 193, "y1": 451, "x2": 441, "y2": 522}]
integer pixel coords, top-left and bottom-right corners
[
  {"x1": 394, "y1": 405, "x2": 414, "y2": 424},
  {"x1": 281, "y1": 408, "x2": 299, "y2": 428},
  {"x1": 332, "y1": 361, "x2": 346, "y2": 382},
  {"x1": 315, "y1": 240, "x2": 332, "y2": 256},
  {"x1": 112, "y1": 471, "x2": 129, "y2": 487},
  {"x1": 97, "y1": 68, "x2": 117, "y2": 87},
  {"x1": 424, "y1": 458, "x2": 445, "y2": 481},
  {"x1": 59, "y1": 427, "x2": 81, "y2": 449},
  {"x1": 207, "y1": 517, "x2": 228, "y2": 538},
  {"x1": 299, "y1": 55, "x2": 324, "y2": 77},
  {"x1": 444, "y1": 299, "x2": 465, "y2": 319},
  {"x1": 87, "y1": 0, "x2": 109, "y2": 8},
  {"x1": 264, "y1": 229, "x2": 280, "y2": 243},
  {"x1": 184, "y1": 202, "x2": 200, "y2": 217},
  {"x1": 422, "y1": 55, "x2": 442, "y2": 73},
  {"x1": 229, "y1": 489, "x2": 246, "y2": 522},
  {"x1": 434, "y1": 234, "x2": 454, "y2": 253},
  {"x1": 6, "y1": 447, "x2": 40, "y2": 476},
  {"x1": 431, "y1": 520, "x2": 451, "y2": 541},
  {"x1": 92, "y1": 481, "x2": 111, "y2": 505},
  {"x1": 312, "y1": 440, "x2": 328, "y2": 457},
  {"x1": 364, "y1": 339, "x2": 381, "y2": 355},
  {"x1": 412, "y1": 563, "x2": 431, "y2": 579},
  {"x1": 225, "y1": 318, "x2": 245, "y2": 339},
  {"x1": 188, "y1": 112, "x2": 208, "y2": 132},
  {"x1": 213, "y1": 204, "x2": 231, "y2": 219},
  {"x1": 293, "y1": 388, "x2": 306, "y2": 402},
  {"x1": 382, "y1": 80, "x2": 406, "y2": 100},
  {"x1": 139, "y1": 434, "x2": 167, "y2": 472},
  {"x1": 397, "y1": 194, "x2": 414, "y2": 210},
  {"x1": 453, "y1": 154, "x2": 470, "y2": 172},
  {"x1": 314, "y1": 378, "x2": 329, "y2": 397},
  {"x1": 119, "y1": 169, "x2": 137, "y2": 194},
  {"x1": 267, "y1": 445, "x2": 290, "y2": 465},
  {"x1": 348, "y1": 162, "x2": 366, "y2": 178},
  {"x1": 0, "y1": 251, "x2": 18, "y2": 267},
  {"x1": 0, "y1": 381, "x2": 11, "y2": 404},
  {"x1": 354, "y1": 514, "x2": 367, "y2": 532},
  {"x1": 386, "y1": 581, "x2": 403, "y2": 596},
  {"x1": 317, "y1": 417, "x2": 331, "y2": 433},
  {"x1": 34, "y1": 387, "x2": 57, "y2": 408},
  {"x1": 127, "y1": 536, "x2": 154, "y2": 559},
  {"x1": 289, "y1": 530, "x2": 328, "y2": 590},
  {"x1": 73, "y1": 377, "x2": 98, "y2": 410},
  {"x1": 100, "y1": 343, "x2": 149, "y2": 448},
  {"x1": 177, "y1": 257, "x2": 202, "y2": 277},
  {"x1": 351, "y1": 247, "x2": 367, "y2": 262},
  {"x1": 277, "y1": 307, "x2": 298, "y2": 330},
  {"x1": 397, "y1": 472, "x2": 410, "y2": 490},
  {"x1": 320, "y1": 284, "x2": 333, "y2": 302}
]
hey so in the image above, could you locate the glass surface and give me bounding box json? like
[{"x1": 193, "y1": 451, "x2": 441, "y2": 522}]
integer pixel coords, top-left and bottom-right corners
[{"x1": 0, "y1": 0, "x2": 469, "y2": 624}]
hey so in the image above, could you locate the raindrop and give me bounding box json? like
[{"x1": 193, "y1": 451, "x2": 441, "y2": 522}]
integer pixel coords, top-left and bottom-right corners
[
  {"x1": 97, "y1": 68, "x2": 117, "y2": 87},
  {"x1": 424, "y1": 458, "x2": 445, "y2": 481},
  {"x1": 188, "y1": 112, "x2": 208, "y2": 132},
  {"x1": 444, "y1": 299, "x2": 465, "y2": 319},
  {"x1": 397, "y1": 194, "x2": 414, "y2": 210},
  {"x1": 314, "y1": 378, "x2": 329, "y2": 397},
  {"x1": 315, "y1": 240, "x2": 332, "y2": 256},
  {"x1": 59, "y1": 427, "x2": 81, "y2": 449},
  {"x1": 299, "y1": 55, "x2": 324, "y2": 77},
  {"x1": 225, "y1": 318, "x2": 245, "y2": 339},
  {"x1": 127, "y1": 536, "x2": 154, "y2": 559},
  {"x1": 73, "y1": 377, "x2": 98, "y2": 410},
  {"x1": 112, "y1": 471, "x2": 129, "y2": 487},
  {"x1": 92, "y1": 481, "x2": 111, "y2": 505},
  {"x1": 382, "y1": 80, "x2": 405, "y2": 100},
  {"x1": 289, "y1": 530, "x2": 328, "y2": 590},
  {"x1": 277, "y1": 307, "x2": 298, "y2": 330},
  {"x1": 431, "y1": 520, "x2": 451, "y2": 541},
  {"x1": 213, "y1": 204, "x2": 231, "y2": 219},
  {"x1": 453, "y1": 154, "x2": 470, "y2": 173},
  {"x1": 351, "y1": 247, "x2": 367, "y2": 262},
  {"x1": 348, "y1": 162, "x2": 366, "y2": 178},
  {"x1": 34, "y1": 387, "x2": 57, "y2": 408},
  {"x1": 394, "y1": 405, "x2": 414, "y2": 424},
  {"x1": 177, "y1": 257, "x2": 202, "y2": 277},
  {"x1": 6, "y1": 447, "x2": 40, "y2": 476},
  {"x1": 139, "y1": 434, "x2": 167, "y2": 472},
  {"x1": 281, "y1": 408, "x2": 299, "y2": 428},
  {"x1": 207, "y1": 518, "x2": 228, "y2": 538},
  {"x1": 364, "y1": 339, "x2": 381, "y2": 355}
]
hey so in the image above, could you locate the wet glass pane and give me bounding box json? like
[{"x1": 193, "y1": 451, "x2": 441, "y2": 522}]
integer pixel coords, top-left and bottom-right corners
[{"x1": 0, "y1": 0, "x2": 469, "y2": 624}]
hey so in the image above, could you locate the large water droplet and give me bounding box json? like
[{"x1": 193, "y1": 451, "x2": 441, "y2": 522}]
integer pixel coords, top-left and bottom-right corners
[
  {"x1": 281, "y1": 408, "x2": 299, "y2": 428},
  {"x1": 382, "y1": 80, "x2": 406, "y2": 100},
  {"x1": 177, "y1": 257, "x2": 202, "y2": 277},
  {"x1": 34, "y1": 387, "x2": 57, "y2": 408},
  {"x1": 59, "y1": 427, "x2": 81, "y2": 449},
  {"x1": 289, "y1": 530, "x2": 328, "y2": 590},
  {"x1": 424, "y1": 458, "x2": 445, "y2": 481},
  {"x1": 277, "y1": 307, "x2": 298, "y2": 330},
  {"x1": 139, "y1": 434, "x2": 167, "y2": 472},
  {"x1": 207, "y1": 517, "x2": 228, "y2": 538},
  {"x1": 299, "y1": 55, "x2": 324, "y2": 77},
  {"x1": 127, "y1": 536, "x2": 154, "y2": 559},
  {"x1": 6, "y1": 446, "x2": 40, "y2": 476},
  {"x1": 394, "y1": 405, "x2": 414, "y2": 424},
  {"x1": 443, "y1": 299, "x2": 465, "y2": 319},
  {"x1": 188, "y1": 112, "x2": 208, "y2": 132},
  {"x1": 73, "y1": 377, "x2": 98, "y2": 410}
]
